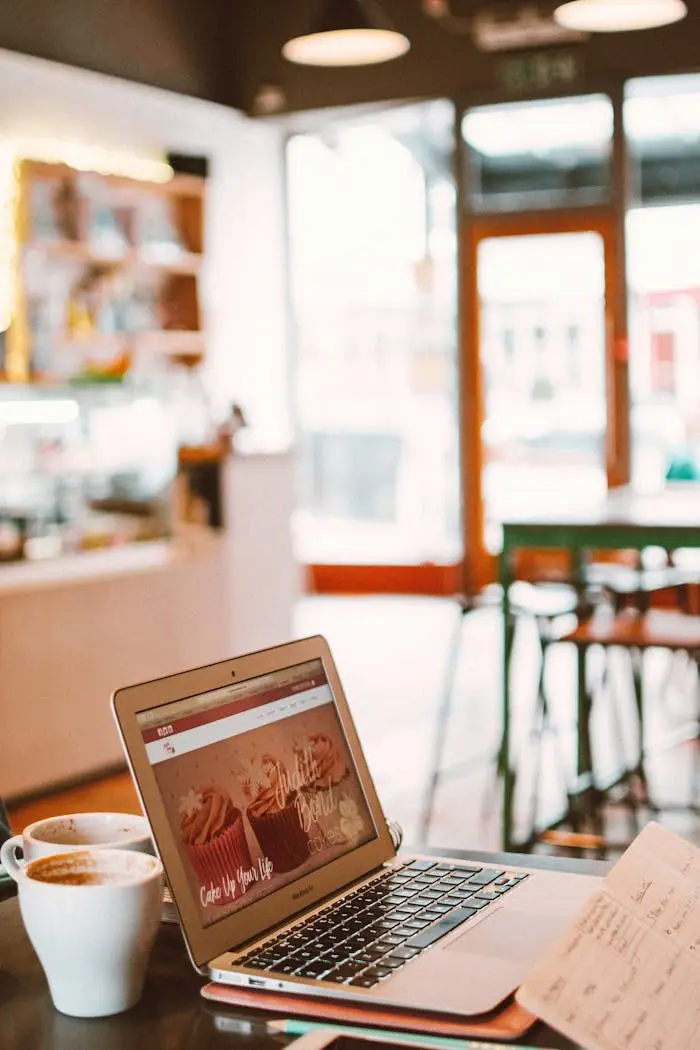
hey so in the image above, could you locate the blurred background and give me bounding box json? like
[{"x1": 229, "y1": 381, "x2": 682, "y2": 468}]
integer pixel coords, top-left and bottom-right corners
[{"x1": 3, "y1": 0, "x2": 700, "y2": 857}]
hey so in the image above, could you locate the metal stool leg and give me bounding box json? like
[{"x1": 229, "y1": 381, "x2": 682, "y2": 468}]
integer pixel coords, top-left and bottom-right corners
[
  {"x1": 541, "y1": 642, "x2": 607, "y2": 858},
  {"x1": 629, "y1": 646, "x2": 651, "y2": 799},
  {"x1": 525, "y1": 622, "x2": 578, "y2": 847},
  {"x1": 419, "y1": 600, "x2": 471, "y2": 840},
  {"x1": 572, "y1": 644, "x2": 606, "y2": 852},
  {"x1": 482, "y1": 608, "x2": 521, "y2": 838},
  {"x1": 525, "y1": 627, "x2": 549, "y2": 844}
]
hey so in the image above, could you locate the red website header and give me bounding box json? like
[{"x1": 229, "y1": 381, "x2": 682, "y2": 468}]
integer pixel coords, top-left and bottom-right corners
[{"x1": 140, "y1": 674, "x2": 327, "y2": 744}]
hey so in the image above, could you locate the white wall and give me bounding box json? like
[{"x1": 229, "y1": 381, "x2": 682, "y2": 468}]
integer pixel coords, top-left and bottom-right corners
[{"x1": 0, "y1": 47, "x2": 291, "y2": 448}]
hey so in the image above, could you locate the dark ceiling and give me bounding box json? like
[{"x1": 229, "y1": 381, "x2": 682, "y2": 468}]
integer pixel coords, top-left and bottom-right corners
[
  {"x1": 234, "y1": 0, "x2": 700, "y2": 115},
  {"x1": 0, "y1": 0, "x2": 699, "y2": 115},
  {"x1": 0, "y1": 0, "x2": 232, "y2": 103}
]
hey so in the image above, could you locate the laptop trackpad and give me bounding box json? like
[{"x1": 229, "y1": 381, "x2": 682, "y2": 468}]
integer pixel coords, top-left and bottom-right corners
[
  {"x1": 383, "y1": 907, "x2": 566, "y2": 1016},
  {"x1": 444, "y1": 907, "x2": 567, "y2": 962}
]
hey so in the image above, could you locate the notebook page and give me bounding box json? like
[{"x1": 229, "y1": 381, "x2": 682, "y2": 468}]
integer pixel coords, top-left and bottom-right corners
[
  {"x1": 516, "y1": 823, "x2": 700, "y2": 1050},
  {"x1": 603, "y1": 822, "x2": 700, "y2": 953}
]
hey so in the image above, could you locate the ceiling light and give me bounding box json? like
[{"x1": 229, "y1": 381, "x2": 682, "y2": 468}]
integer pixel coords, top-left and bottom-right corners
[
  {"x1": 282, "y1": 0, "x2": 410, "y2": 66},
  {"x1": 554, "y1": 0, "x2": 687, "y2": 32}
]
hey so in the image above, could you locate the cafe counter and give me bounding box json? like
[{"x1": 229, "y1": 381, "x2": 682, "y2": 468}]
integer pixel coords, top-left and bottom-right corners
[{"x1": 0, "y1": 451, "x2": 301, "y2": 801}]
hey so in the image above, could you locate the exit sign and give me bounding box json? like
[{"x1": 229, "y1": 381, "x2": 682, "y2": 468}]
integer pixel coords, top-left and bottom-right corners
[{"x1": 497, "y1": 49, "x2": 585, "y2": 95}]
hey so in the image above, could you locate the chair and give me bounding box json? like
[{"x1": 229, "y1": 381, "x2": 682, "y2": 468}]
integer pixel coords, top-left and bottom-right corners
[
  {"x1": 537, "y1": 606, "x2": 700, "y2": 856},
  {"x1": 420, "y1": 548, "x2": 695, "y2": 850},
  {"x1": 418, "y1": 578, "x2": 582, "y2": 842},
  {"x1": 584, "y1": 547, "x2": 693, "y2": 615}
]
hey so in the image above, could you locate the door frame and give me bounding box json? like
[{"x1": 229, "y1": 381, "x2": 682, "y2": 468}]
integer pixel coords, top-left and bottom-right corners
[{"x1": 460, "y1": 208, "x2": 629, "y2": 591}]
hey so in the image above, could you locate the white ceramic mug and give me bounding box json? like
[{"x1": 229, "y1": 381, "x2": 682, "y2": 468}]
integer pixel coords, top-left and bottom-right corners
[
  {"x1": 15, "y1": 847, "x2": 164, "y2": 1017},
  {"x1": 1, "y1": 812, "x2": 152, "y2": 879}
]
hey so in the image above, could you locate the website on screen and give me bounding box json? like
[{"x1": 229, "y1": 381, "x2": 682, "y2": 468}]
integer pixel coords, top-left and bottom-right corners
[{"x1": 138, "y1": 659, "x2": 376, "y2": 926}]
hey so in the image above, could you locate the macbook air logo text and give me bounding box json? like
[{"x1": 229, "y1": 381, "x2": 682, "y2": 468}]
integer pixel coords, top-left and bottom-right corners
[{"x1": 292, "y1": 883, "x2": 313, "y2": 901}]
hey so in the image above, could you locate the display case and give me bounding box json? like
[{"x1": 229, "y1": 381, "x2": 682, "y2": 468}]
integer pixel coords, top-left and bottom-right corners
[{"x1": 0, "y1": 382, "x2": 179, "y2": 562}]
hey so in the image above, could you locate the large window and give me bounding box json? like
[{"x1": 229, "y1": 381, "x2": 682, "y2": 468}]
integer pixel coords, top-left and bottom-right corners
[
  {"x1": 284, "y1": 75, "x2": 700, "y2": 590},
  {"x1": 626, "y1": 76, "x2": 700, "y2": 489},
  {"x1": 287, "y1": 101, "x2": 460, "y2": 567},
  {"x1": 462, "y1": 94, "x2": 613, "y2": 213}
]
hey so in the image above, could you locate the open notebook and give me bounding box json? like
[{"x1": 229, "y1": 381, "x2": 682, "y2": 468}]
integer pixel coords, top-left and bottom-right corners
[{"x1": 517, "y1": 821, "x2": 700, "y2": 1050}]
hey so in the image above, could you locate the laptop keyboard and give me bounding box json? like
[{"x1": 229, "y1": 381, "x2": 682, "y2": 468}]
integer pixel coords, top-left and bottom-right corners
[{"x1": 236, "y1": 858, "x2": 529, "y2": 989}]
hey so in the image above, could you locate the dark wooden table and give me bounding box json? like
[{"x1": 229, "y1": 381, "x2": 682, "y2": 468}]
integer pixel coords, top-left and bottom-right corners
[{"x1": 0, "y1": 849, "x2": 600, "y2": 1050}]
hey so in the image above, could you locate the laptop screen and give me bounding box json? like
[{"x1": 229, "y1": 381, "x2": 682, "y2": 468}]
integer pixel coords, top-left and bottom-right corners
[{"x1": 137, "y1": 658, "x2": 378, "y2": 927}]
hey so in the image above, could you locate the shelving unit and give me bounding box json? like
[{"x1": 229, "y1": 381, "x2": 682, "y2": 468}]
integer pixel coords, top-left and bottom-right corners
[
  {"x1": 27, "y1": 239, "x2": 203, "y2": 275},
  {"x1": 5, "y1": 159, "x2": 206, "y2": 382}
]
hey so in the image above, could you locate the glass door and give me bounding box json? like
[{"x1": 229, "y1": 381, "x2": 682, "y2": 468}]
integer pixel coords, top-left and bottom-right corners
[
  {"x1": 287, "y1": 101, "x2": 462, "y2": 594},
  {"x1": 462, "y1": 215, "x2": 619, "y2": 586}
]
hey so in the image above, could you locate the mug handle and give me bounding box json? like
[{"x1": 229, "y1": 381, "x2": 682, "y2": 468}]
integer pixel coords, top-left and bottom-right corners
[{"x1": 0, "y1": 835, "x2": 26, "y2": 881}]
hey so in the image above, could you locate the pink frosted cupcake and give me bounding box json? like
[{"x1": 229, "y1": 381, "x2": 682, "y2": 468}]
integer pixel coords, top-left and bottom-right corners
[
  {"x1": 242, "y1": 754, "x2": 310, "y2": 874},
  {"x1": 294, "y1": 732, "x2": 349, "y2": 792},
  {"x1": 179, "y1": 786, "x2": 252, "y2": 902}
]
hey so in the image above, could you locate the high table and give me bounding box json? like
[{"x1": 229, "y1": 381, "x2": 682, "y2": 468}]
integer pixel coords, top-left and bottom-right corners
[
  {"x1": 0, "y1": 848, "x2": 602, "y2": 1050},
  {"x1": 499, "y1": 485, "x2": 700, "y2": 851}
]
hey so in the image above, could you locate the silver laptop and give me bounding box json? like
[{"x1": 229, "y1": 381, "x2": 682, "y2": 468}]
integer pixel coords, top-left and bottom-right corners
[{"x1": 112, "y1": 634, "x2": 600, "y2": 1018}]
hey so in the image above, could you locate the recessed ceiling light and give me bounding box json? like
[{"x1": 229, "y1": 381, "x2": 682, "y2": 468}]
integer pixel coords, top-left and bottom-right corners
[{"x1": 554, "y1": 0, "x2": 687, "y2": 32}]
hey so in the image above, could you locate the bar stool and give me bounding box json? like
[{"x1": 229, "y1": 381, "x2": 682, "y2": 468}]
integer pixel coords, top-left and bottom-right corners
[
  {"x1": 508, "y1": 582, "x2": 589, "y2": 849},
  {"x1": 584, "y1": 551, "x2": 692, "y2": 615},
  {"x1": 419, "y1": 580, "x2": 582, "y2": 842},
  {"x1": 541, "y1": 607, "x2": 700, "y2": 856},
  {"x1": 582, "y1": 548, "x2": 698, "y2": 764}
]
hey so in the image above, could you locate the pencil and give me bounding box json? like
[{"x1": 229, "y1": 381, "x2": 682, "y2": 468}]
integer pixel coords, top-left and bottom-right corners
[{"x1": 266, "y1": 1017, "x2": 540, "y2": 1050}]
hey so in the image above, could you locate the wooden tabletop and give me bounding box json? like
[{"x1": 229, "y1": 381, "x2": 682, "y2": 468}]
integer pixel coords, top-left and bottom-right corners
[
  {"x1": 0, "y1": 849, "x2": 600, "y2": 1050},
  {"x1": 502, "y1": 484, "x2": 700, "y2": 529}
]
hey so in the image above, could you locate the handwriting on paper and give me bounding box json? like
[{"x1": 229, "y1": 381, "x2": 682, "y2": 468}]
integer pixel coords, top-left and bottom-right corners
[{"x1": 517, "y1": 822, "x2": 700, "y2": 1050}]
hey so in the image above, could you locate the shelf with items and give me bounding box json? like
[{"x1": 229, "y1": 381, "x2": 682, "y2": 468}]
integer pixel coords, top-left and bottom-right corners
[
  {"x1": 18, "y1": 160, "x2": 204, "y2": 247},
  {"x1": 49, "y1": 330, "x2": 206, "y2": 383},
  {"x1": 5, "y1": 159, "x2": 206, "y2": 383},
  {"x1": 25, "y1": 239, "x2": 203, "y2": 276},
  {"x1": 57, "y1": 329, "x2": 206, "y2": 355}
]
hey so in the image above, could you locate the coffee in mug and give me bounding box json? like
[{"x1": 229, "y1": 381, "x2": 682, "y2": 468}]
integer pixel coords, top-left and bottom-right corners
[
  {"x1": 0, "y1": 811, "x2": 152, "y2": 879},
  {"x1": 16, "y1": 848, "x2": 164, "y2": 1017}
]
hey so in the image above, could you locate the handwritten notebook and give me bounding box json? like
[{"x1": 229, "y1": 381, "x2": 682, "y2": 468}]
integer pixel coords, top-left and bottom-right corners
[{"x1": 516, "y1": 821, "x2": 700, "y2": 1050}]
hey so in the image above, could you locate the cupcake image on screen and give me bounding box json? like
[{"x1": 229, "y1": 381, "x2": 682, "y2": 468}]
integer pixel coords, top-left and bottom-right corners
[
  {"x1": 242, "y1": 754, "x2": 310, "y2": 874},
  {"x1": 179, "y1": 786, "x2": 252, "y2": 902},
  {"x1": 294, "y1": 732, "x2": 349, "y2": 792}
]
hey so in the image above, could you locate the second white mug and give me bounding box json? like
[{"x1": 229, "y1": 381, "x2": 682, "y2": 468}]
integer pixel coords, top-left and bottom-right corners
[{"x1": 1, "y1": 811, "x2": 152, "y2": 881}]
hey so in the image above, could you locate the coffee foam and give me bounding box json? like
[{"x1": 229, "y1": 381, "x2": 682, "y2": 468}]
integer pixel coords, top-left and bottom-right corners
[
  {"x1": 27, "y1": 851, "x2": 149, "y2": 887},
  {"x1": 30, "y1": 868, "x2": 127, "y2": 886}
]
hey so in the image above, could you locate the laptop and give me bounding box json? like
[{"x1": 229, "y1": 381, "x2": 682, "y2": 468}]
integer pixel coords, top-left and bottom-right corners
[{"x1": 112, "y1": 634, "x2": 601, "y2": 1018}]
